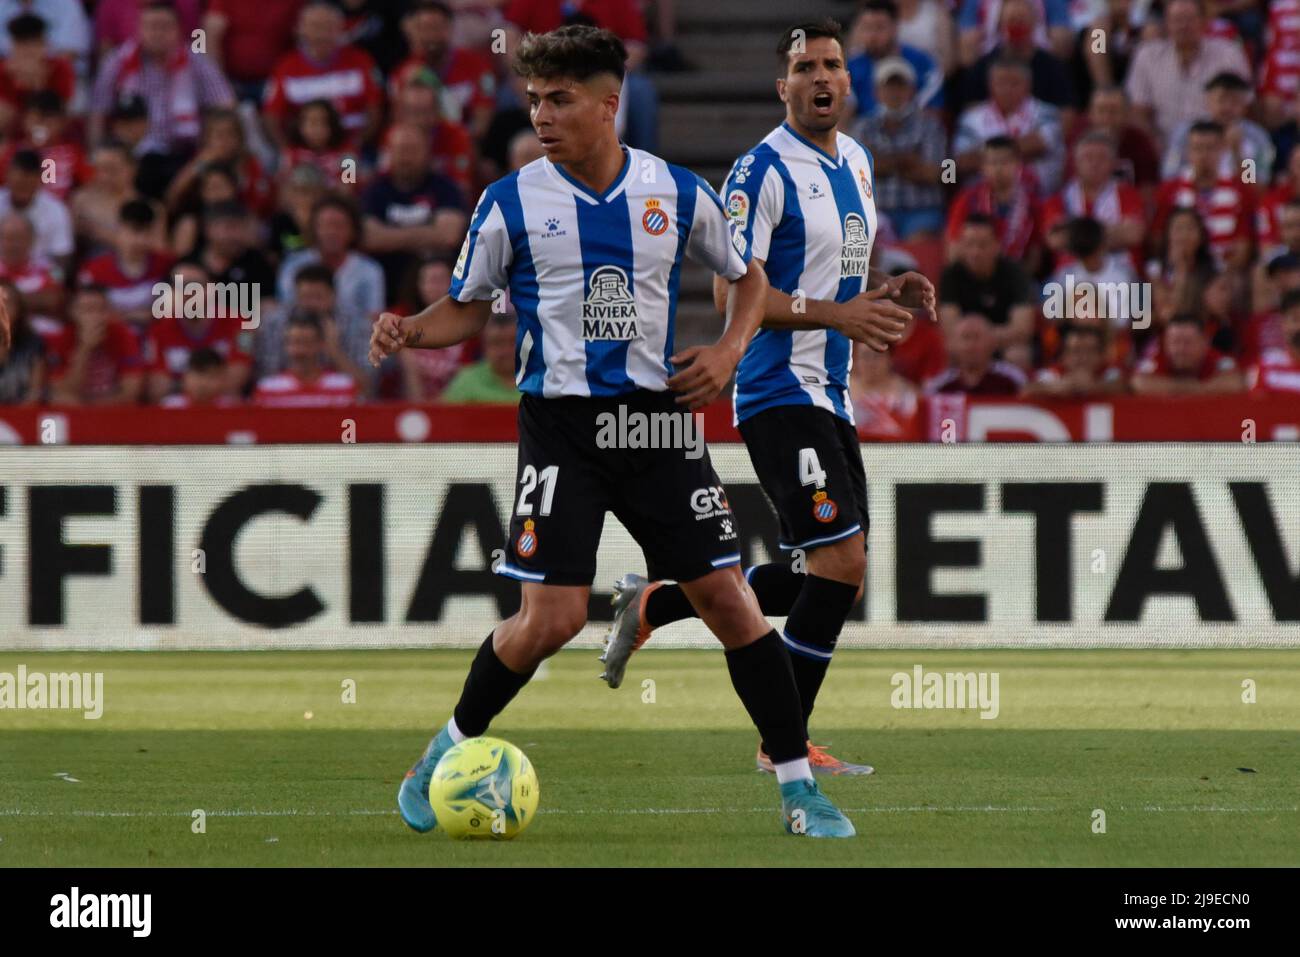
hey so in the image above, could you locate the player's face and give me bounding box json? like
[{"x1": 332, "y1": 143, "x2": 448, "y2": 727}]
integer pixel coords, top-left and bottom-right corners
[
  {"x1": 526, "y1": 76, "x2": 618, "y2": 166},
  {"x1": 779, "y1": 37, "x2": 850, "y2": 135}
]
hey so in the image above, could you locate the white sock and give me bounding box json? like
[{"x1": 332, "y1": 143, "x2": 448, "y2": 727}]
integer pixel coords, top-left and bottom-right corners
[
  {"x1": 445, "y1": 716, "x2": 468, "y2": 743},
  {"x1": 774, "y1": 757, "x2": 812, "y2": 784}
]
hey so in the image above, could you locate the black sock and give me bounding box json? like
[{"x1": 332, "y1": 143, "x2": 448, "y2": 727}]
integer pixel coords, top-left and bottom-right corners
[
  {"x1": 724, "y1": 629, "x2": 807, "y2": 764},
  {"x1": 644, "y1": 563, "x2": 806, "y2": 628},
  {"x1": 452, "y1": 633, "x2": 535, "y2": 737},
  {"x1": 782, "y1": 575, "x2": 860, "y2": 736}
]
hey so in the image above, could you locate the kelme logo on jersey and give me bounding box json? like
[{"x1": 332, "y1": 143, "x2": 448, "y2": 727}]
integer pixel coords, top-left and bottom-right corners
[
  {"x1": 581, "y1": 265, "x2": 640, "y2": 340},
  {"x1": 641, "y1": 198, "x2": 669, "y2": 235},
  {"x1": 841, "y1": 213, "x2": 871, "y2": 278}
]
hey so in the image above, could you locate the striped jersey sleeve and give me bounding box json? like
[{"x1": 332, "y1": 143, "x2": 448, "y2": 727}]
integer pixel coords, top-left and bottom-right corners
[
  {"x1": 683, "y1": 174, "x2": 750, "y2": 280},
  {"x1": 722, "y1": 151, "x2": 783, "y2": 263},
  {"x1": 449, "y1": 187, "x2": 513, "y2": 302}
]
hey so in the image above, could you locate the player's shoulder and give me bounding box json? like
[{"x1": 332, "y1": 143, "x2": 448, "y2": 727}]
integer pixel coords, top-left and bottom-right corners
[{"x1": 838, "y1": 131, "x2": 874, "y2": 167}]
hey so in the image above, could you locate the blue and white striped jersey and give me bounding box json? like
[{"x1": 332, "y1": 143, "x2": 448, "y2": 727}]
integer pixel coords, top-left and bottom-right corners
[
  {"x1": 723, "y1": 122, "x2": 878, "y2": 424},
  {"x1": 449, "y1": 146, "x2": 750, "y2": 398}
]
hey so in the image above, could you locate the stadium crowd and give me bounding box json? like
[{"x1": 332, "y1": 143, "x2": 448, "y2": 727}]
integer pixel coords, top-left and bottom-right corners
[{"x1": 0, "y1": 0, "x2": 1297, "y2": 432}]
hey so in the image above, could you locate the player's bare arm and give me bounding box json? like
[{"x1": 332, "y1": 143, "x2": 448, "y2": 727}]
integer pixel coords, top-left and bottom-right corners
[
  {"x1": 368, "y1": 296, "x2": 493, "y2": 366},
  {"x1": 672, "y1": 259, "x2": 769, "y2": 409}
]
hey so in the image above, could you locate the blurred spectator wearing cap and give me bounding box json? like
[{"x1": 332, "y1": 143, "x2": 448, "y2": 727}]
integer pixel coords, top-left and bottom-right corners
[
  {"x1": 253, "y1": 308, "x2": 359, "y2": 407},
  {"x1": 201, "y1": 0, "x2": 304, "y2": 104},
  {"x1": 361, "y1": 122, "x2": 466, "y2": 300},
  {"x1": 159, "y1": 346, "x2": 240, "y2": 408},
  {"x1": 0, "y1": 14, "x2": 73, "y2": 135},
  {"x1": 1068, "y1": 86, "x2": 1160, "y2": 196},
  {"x1": 46, "y1": 284, "x2": 144, "y2": 406},
  {"x1": 383, "y1": 73, "x2": 474, "y2": 195},
  {"x1": 925, "y1": 312, "x2": 1027, "y2": 395},
  {"x1": 276, "y1": 195, "x2": 383, "y2": 377},
  {"x1": 1025, "y1": 323, "x2": 1125, "y2": 397},
  {"x1": 939, "y1": 213, "x2": 1037, "y2": 356},
  {"x1": 441, "y1": 310, "x2": 520, "y2": 404},
  {"x1": 1043, "y1": 132, "x2": 1146, "y2": 268},
  {"x1": 1150, "y1": 120, "x2": 1255, "y2": 274},
  {"x1": 947, "y1": 136, "x2": 1043, "y2": 269},
  {"x1": 849, "y1": 339, "x2": 919, "y2": 440},
  {"x1": 958, "y1": 0, "x2": 1073, "y2": 67},
  {"x1": 851, "y1": 55, "x2": 946, "y2": 240},
  {"x1": 0, "y1": 90, "x2": 91, "y2": 203},
  {"x1": 1133, "y1": 312, "x2": 1243, "y2": 395},
  {"x1": 0, "y1": 0, "x2": 91, "y2": 78},
  {"x1": 845, "y1": 1, "x2": 943, "y2": 118},
  {"x1": 953, "y1": 0, "x2": 1073, "y2": 115},
  {"x1": 1249, "y1": 289, "x2": 1300, "y2": 394},
  {"x1": 391, "y1": 2, "x2": 497, "y2": 141},
  {"x1": 263, "y1": 0, "x2": 384, "y2": 150},
  {"x1": 954, "y1": 57, "x2": 1064, "y2": 195},
  {"x1": 1124, "y1": 0, "x2": 1249, "y2": 145},
  {"x1": 89, "y1": 1, "x2": 235, "y2": 191},
  {"x1": 77, "y1": 198, "x2": 173, "y2": 330},
  {"x1": 145, "y1": 259, "x2": 253, "y2": 403},
  {"x1": 1161, "y1": 73, "x2": 1273, "y2": 183},
  {"x1": 165, "y1": 108, "x2": 275, "y2": 224},
  {"x1": 503, "y1": 0, "x2": 658, "y2": 151},
  {"x1": 0, "y1": 276, "x2": 44, "y2": 402},
  {"x1": 0, "y1": 148, "x2": 72, "y2": 272}
]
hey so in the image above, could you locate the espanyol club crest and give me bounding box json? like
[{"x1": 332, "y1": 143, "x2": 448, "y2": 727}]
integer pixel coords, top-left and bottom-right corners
[
  {"x1": 642, "y1": 198, "x2": 669, "y2": 235},
  {"x1": 516, "y1": 519, "x2": 538, "y2": 558},
  {"x1": 812, "y1": 490, "x2": 838, "y2": 523}
]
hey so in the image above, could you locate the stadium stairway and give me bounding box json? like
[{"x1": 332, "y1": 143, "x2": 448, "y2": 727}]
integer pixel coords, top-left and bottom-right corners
[{"x1": 656, "y1": 0, "x2": 852, "y2": 348}]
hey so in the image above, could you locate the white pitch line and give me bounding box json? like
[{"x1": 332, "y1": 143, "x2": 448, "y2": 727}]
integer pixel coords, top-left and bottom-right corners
[{"x1": 0, "y1": 805, "x2": 1296, "y2": 819}]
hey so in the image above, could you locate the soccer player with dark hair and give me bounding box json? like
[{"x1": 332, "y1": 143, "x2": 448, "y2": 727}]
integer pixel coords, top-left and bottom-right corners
[
  {"x1": 602, "y1": 19, "x2": 935, "y2": 776},
  {"x1": 370, "y1": 25, "x2": 856, "y2": 838}
]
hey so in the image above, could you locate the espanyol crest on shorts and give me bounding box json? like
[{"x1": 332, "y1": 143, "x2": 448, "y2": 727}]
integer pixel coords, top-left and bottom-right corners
[
  {"x1": 812, "y1": 490, "x2": 838, "y2": 523},
  {"x1": 516, "y1": 519, "x2": 538, "y2": 558}
]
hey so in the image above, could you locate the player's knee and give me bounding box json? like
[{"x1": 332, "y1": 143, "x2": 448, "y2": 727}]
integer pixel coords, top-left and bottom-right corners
[
  {"x1": 521, "y1": 603, "x2": 586, "y2": 652},
  {"x1": 810, "y1": 536, "x2": 866, "y2": 588}
]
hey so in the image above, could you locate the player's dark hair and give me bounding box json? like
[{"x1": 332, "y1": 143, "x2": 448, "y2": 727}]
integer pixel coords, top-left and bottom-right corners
[
  {"x1": 858, "y1": 1, "x2": 898, "y2": 19},
  {"x1": 1189, "y1": 119, "x2": 1225, "y2": 138},
  {"x1": 294, "y1": 263, "x2": 336, "y2": 289},
  {"x1": 514, "y1": 25, "x2": 627, "y2": 83},
  {"x1": 9, "y1": 149, "x2": 41, "y2": 175},
  {"x1": 120, "y1": 198, "x2": 156, "y2": 229},
  {"x1": 1281, "y1": 288, "x2": 1300, "y2": 313},
  {"x1": 983, "y1": 134, "x2": 1019, "y2": 156},
  {"x1": 776, "y1": 18, "x2": 843, "y2": 70},
  {"x1": 188, "y1": 346, "x2": 226, "y2": 373},
  {"x1": 1067, "y1": 216, "x2": 1105, "y2": 259},
  {"x1": 7, "y1": 13, "x2": 46, "y2": 41}
]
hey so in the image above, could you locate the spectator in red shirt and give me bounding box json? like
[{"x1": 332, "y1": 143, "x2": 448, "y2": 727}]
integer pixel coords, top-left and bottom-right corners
[
  {"x1": 0, "y1": 211, "x2": 61, "y2": 329},
  {"x1": 47, "y1": 285, "x2": 145, "y2": 405},
  {"x1": 1256, "y1": 147, "x2": 1300, "y2": 256},
  {"x1": 946, "y1": 135, "x2": 1042, "y2": 271},
  {"x1": 253, "y1": 309, "x2": 359, "y2": 407},
  {"x1": 851, "y1": 339, "x2": 920, "y2": 440},
  {"x1": 145, "y1": 259, "x2": 253, "y2": 402},
  {"x1": 1133, "y1": 313, "x2": 1244, "y2": 395},
  {"x1": 280, "y1": 99, "x2": 361, "y2": 193},
  {"x1": 77, "y1": 199, "x2": 173, "y2": 330},
  {"x1": 264, "y1": 0, "x2": 385, "y2": 148},
  {"x1": 1151, "y1": 120, "x2": 1255, "y2": 274},
  {"x1": 1240, "y1": 253, "x2": 1300, "y2": 367},
  {"x1": 1249, "y1": 289, "x2": 1300, "y2": 394},
  {"x1": 1025, "y1": 323, "x2": 1126, "y2": 398},
  {"x1": 165, "y1": 108, "x2": 276, "y2": 223},
  {"x1": 94, "y1": 0, "x2": 203, "y2": 59},
  {"x1": 392, "y1": 1, "x2": 497, "y2": 140},
  {"x1": 0, "y1": 13, "x2": 74, "y2": 136},
  {"x1": 202, "y1": 0, "x2": 305, "y2": 103},
  {"x1": 160, "y1": 346, "x2": 240, "y2": 407},
  {"x1": 925, "y1": 312, "x2": 1027, "y2": 395},
  {"x1": 0, "y1": 91, "x2": 93, "y2": 203},
  {"x1": 1043, "y1": 131, "x2": 1146, "y2": 269},
  {"x1": 890, "y1": 307, "x2": 948, "y2": 387}
]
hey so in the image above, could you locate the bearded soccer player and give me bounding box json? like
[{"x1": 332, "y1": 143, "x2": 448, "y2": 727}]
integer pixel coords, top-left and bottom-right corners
[
  {"x1": 370, "y1": 26, "x2": 855, "y2": 838},
  {"x1": 602, "y1": 19, "x2": 936, "y2": 776}
]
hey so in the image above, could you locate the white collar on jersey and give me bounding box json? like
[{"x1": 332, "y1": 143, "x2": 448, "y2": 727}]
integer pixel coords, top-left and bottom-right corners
[
  {"x1": 544, "y1": 145, "x2": 637, "y2": 205},
  {"x1": 780, "y1": 121, "x2": 844, "y2": 169}
]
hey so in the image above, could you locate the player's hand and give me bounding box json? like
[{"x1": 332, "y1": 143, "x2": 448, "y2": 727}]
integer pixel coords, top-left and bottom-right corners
[
  {"x1": 667, "y1": 342, "x2": 742, "y2": 410},
  {"x1": 884, "y1": 271, "x2": 938, "y2": 323},
  {"x1": 834, "y1": 285, "x2": 913, "y2": 352},
  {"x1": 368, "y1": 312, "x2": 406, "y2": 367}
]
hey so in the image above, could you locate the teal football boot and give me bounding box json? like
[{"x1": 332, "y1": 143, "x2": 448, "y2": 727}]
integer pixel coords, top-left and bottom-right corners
[
  {"x1": 779, "y1": 778, "x2": 857, "y2": 838},
  {"x1": 397, "y1": 724, "x2": 458, "y2": 833}
]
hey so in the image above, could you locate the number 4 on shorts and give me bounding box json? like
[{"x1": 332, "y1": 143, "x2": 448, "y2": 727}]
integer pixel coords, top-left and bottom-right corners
[{"x1": 799, "y1": 448, "x2": 826, "y2": 489}]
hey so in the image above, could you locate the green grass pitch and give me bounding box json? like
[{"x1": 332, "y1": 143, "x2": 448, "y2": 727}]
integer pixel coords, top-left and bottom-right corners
[{"x1": 2, "y1": 648, "x2": 1298, "y2": 866}]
